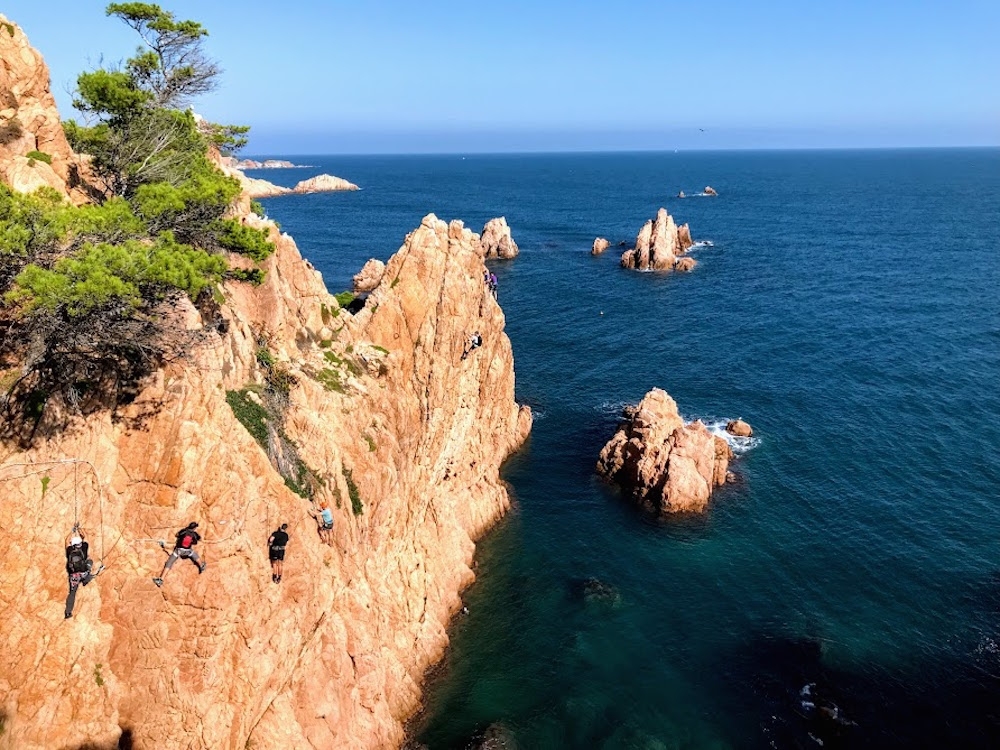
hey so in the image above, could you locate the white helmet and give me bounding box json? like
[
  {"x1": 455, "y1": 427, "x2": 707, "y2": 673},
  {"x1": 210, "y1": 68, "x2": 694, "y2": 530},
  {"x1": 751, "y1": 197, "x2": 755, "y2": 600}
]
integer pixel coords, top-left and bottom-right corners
[{"x1": 70, "y1": 536, "x2": 82, "y2": 546}]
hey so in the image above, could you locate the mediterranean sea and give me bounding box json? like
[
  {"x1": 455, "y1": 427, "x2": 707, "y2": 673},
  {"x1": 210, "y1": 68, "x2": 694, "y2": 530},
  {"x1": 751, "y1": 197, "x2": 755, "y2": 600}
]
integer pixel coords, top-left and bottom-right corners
[{"x1": 253, "y1": 148, "x2": 1000, "y2": 749}]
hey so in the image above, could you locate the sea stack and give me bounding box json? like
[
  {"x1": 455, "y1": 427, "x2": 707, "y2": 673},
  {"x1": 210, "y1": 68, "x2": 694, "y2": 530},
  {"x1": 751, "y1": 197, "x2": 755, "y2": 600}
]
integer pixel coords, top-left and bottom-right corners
[
  {"x1": 596, "y1": 388, "x2": 733, "y2": 514},
  {"x1": 619, "y1": 207, "x2": 696, "y2": 272},
  {"x1": 480, "y1": 216, "x2": 519, "y2": 259},
  {"x1": 592, "y1": 237, "x2": 610, "y2": 255}
]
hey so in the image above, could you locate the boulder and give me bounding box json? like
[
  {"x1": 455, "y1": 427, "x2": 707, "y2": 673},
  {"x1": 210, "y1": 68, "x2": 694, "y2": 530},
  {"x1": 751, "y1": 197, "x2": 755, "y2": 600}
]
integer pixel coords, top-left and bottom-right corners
[
  {"x1": 353, "y1": 258, "x2": 386, "y2": 292},
  {"x1": 677, "y1": 223, "x2": 693, "y2": 251},
  {"x1": 677, "y1": 190, "x2": 686, "y2": 198},
  {"x1": 596, "y1": 388, "x2": 731, "y2": 514},
  {"x1": 480, "y1": 217, "x2": 519, "y2": 259},
  {"x1": 591, "y1": 237, "x2": 610, "y2": 255},
  {"x1": 620, "y1": 207, "x2": 681, "y2": 271},
  {"x1": 674, "y1": 257, "x2": 697, "y2": 272},
  {"x1": 726, "y1": 419, "x2": 753, "y2": 437},
  {"x1": 704, "y1": 186, "x2": 718, "y2": 196}
]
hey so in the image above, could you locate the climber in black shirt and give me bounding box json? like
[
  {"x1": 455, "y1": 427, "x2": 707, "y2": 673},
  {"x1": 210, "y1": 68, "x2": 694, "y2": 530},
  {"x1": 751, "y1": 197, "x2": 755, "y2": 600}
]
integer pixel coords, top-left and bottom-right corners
[
  {"x1": 268, "y1": 523, "x2": 289, "y2": 583},
  {"x1": 64, "y1": 527, "x2": 103, "y2": 619}
]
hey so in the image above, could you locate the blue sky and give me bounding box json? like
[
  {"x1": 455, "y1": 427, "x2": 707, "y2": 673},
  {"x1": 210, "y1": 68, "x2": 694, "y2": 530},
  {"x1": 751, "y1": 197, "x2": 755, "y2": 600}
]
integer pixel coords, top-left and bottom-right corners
[{"x1": 5, "y1": 0, "x2": 998, "y2": 153}]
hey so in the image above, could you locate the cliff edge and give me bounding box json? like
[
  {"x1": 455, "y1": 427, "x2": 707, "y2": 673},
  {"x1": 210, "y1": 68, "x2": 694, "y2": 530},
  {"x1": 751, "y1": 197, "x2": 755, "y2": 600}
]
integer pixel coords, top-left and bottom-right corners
[{"x1": 0, "y1": 17, "x2": 530, "y2": 750}]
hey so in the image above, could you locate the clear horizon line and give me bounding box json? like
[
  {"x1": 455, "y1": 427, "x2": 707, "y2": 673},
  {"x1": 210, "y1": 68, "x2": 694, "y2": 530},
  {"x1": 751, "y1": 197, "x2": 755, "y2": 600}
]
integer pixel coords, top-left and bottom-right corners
[{"x1": 241, "y1": 144, "x2": 1000, "y2": 158}]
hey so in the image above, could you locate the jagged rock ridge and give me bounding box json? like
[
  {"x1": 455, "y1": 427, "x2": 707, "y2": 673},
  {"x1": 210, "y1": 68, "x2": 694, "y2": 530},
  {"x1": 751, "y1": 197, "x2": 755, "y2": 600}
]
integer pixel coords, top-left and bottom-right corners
[{"x1": 0, "y1": 17, "x2": 530, "y2": 750}]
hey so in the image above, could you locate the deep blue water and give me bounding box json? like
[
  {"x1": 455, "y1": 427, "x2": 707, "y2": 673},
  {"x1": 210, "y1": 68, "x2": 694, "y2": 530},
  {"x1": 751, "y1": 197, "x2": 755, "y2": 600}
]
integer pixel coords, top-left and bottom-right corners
[{"x1": 254, "y1": 149, "x2": 1000, "y2": 749}]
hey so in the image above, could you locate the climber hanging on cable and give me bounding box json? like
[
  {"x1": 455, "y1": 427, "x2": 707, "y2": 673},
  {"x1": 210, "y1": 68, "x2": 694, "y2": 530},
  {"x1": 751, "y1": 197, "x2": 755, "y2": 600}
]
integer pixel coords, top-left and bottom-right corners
[
  {"x1": 268, "y1": 523, "x2": 289, "y2": 583},
  {"x1": 461, "y1": 331, "x2": 483, "y2": 360},
  {"x1": 64, "y1": 526, "x2": 103, "y2": 619},
  {"x1": 153, "y1": 522, "x2": 205, "y2": 587}
]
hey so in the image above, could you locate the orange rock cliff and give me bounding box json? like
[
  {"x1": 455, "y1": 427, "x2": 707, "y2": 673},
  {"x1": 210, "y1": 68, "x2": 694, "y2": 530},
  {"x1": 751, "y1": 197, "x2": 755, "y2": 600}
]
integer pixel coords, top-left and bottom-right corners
[{"x1": 0, "y1": 17, "x2": 531, "y2": 750}]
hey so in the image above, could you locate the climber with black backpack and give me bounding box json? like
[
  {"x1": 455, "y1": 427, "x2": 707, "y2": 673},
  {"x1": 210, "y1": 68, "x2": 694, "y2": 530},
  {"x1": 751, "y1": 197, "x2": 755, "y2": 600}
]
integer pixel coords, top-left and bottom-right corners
[
  {"x1": 64, "y1": 526, "x2": 103, "y2": 619},
  {"x1": 153, "y1": 522, "x2": 206, "y2": 587}
]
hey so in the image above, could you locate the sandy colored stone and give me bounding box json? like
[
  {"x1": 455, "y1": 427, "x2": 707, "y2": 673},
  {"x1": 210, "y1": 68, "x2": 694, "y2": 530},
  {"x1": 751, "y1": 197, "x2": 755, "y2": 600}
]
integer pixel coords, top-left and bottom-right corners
[
  {"x1": 674, "y1": 257, "x2": 697, "y2": 272},
  {"x1": 0, "y1": 15, "x2": 92, "y2": 203},
  {"x1": 1, "y1": 151, "x2": 530, "y2": 750},
  {"x1": 726, "y1": 419, "x2": 753, "y2": 437},
  {"x1": 353, "y1": 258, "x2": 386, "y2": 292},
  {"x1": 704, "y1": 186, "x2": 718, "y2": 196},
  {"x1": 293, "y1": 174, "x2": 359, "y2": 193},
  {"x1": 677, "y1": 223, "x2": 693, "y2": 251},
  {"x1": 596, "y1": 388, "x2": 730, "y2": 514},
  {"x1": 479, "y1": 217, "x2": 519, "y2": 259},
  {"x1": 620, "y1": 207, "x2": 681, "y2": 271},
  {"x1": 591, "y1": 237, "x2": 610, "y2": 255},
  {"x1": 237, "y1": 172, "x2": 359, "y2": 198}
]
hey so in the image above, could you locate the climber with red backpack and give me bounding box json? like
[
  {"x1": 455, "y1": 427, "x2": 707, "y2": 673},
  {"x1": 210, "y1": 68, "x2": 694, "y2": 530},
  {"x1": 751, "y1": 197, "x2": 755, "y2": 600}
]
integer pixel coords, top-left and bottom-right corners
[
  {"x1": 153, "y1": 522, "x2": 206, "y2": 587},
  {"x1": 64, "y1": 525, "x2": 103, "y2": 619}
]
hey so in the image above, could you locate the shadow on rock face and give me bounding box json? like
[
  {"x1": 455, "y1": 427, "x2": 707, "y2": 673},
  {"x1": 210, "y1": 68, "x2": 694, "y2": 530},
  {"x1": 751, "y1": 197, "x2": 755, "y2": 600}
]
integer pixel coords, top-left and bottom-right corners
[{"x1": 64, "y1": 726, "x2": 134, "y2": 750}]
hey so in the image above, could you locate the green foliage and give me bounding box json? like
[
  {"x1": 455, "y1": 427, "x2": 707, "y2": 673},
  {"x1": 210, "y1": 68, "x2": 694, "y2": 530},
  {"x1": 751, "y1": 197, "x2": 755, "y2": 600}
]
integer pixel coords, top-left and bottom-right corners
[
  {"x1": 343, "y1": 467, "x2": 363, "y2": 516},
  {"x1": 94, "y1": 663, "x2": 105, "y2": 688},
  {"x1": 333, "y1": 291, "x2": 356, "y2": 308},
  {"x1": 225, "y1": 389, "x2": 268, "y2": 448},
  {"x1": 318, "y1": 338, "x2": 332, "y2": 348},
  {"x1": 250, "y1": 200, "x2": 265, "y2": 217},
  {"x1": 216, "y1": 219, "x2": 273, "y2": 261},
  {"x1": 363, "y1": 433, "x2": 377, "y2": 452},
  {"x1": 371, "y1": 345, "x2": 389, "y2": 355},
  {"x1": 40, "y1": 475, "x2": 51, "y2": 497},
  {"x1": 314, "y1": 367, "x2": 345, "y2": 394},
  {"x1": 390, "y1": 276, "x2": 400, "y2": 289},
  {"x1": 10, "y1": 232, "x2": 226, "y2": 316},
  {"x1": 203, "y1": 122, "x2": 250, "y2": 156},
  {"x1": 2, "y1": 21, "x2": 15, "y2": 37},
  {"x1": 26, "y1": 150, "x2": 52, "y2": 165},
  {"x1": 0, "y1": 117, "x2": 24, "y2": 146},
  {"x1": 226, "y1": 267, "x2": 265, "y2": 285},
  {"x1": 74, "y1": 69, "x2": 152, "y2": 119},
  {"x1": 255, "y1": 345, "x2": 275, "y2": 369}
]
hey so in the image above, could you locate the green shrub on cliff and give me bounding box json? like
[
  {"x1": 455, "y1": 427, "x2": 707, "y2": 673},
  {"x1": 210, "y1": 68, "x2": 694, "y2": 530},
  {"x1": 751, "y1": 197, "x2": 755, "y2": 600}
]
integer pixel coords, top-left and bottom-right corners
[
  {"x1": 0, "y1": 4, "x2": 276, "y2": 442},
  {"x1": 25, "y1": 150, "x2": 52, "y2": 165}
]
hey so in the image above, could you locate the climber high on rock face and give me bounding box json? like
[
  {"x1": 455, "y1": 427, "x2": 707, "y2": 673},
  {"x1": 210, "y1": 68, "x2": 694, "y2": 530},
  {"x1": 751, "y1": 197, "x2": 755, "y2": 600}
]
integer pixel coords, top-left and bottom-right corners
[
  {"x1": 64, "y1": 526, "x2": 103, "y2": 619},
  {"x1": 153, "y1": 522, "x2": 205, "y2": 587}
]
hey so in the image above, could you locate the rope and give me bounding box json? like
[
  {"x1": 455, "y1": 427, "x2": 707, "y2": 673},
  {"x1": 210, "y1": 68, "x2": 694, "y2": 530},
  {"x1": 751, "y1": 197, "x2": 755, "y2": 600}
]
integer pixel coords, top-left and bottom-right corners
[{"x1": 0, "y1": 458, "x2": 118, "y2": 567}]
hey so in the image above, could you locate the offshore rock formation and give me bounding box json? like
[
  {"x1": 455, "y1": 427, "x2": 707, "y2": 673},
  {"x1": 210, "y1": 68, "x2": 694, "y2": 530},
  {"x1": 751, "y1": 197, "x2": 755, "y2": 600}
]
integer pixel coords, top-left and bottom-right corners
[
  {"x1": 704, "y1": 186, "x2": 718, "y2": 196},
  {"x1": 480, "y1": 217, "x2": 519, "y2": 259},
  {"x1": 674, "y1": 256, "x2": 697, "y2": 272},
  {"x1": 592, "y1": 237, "x2": 610, "y2": 255},
  {"x1": 726, "y1": 419, "x2": 753, "y2": 437},
  {"x1": 0, "y1": 20, "x2": 531, "y2": 746},
  {"x1": 620, "y1": 208, "x2": 696, "y2": 272},
  {"x1": 0, "y1": 15, "x2": 90, "y2": 203},
  {"x1": 234, "y1": 158, "x2": 307, "y2": 169},
  {"x1": 597, "y1": 388, "x2": 732, "y2": 514},
  {"x1": 353, "y1": 258, "x2": 386, "y2": 292},
  {"x1": 241, "y1": 172, "x2": 360, "y2": 198}
]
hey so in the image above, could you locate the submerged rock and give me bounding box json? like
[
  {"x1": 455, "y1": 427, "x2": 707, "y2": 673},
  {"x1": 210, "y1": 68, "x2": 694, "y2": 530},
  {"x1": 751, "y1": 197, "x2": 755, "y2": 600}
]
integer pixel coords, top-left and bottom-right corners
[
  {"x1": 596, "y1": 388, "x2": 732, "y2": 514},
  {"x1": 592, "y1": 237, "x2": 610, "y2": 255},
  {"x1": 464, "y1": 722, "x2": 520, "y2": 750},
  {"x1": 480, "y1": 217, "x2": 519, "y2": 259},
  {"x1": 572, "y1": 576, "x2": 622, "y2": 607},
  {"x1": 674, "y1": 257, "x2": 697, "y2": 272}
]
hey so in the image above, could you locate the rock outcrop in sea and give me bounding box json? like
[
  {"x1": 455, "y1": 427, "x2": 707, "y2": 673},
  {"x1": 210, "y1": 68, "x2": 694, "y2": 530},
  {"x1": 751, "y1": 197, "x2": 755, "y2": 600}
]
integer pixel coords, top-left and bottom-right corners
[
  {"x1": 480, "y1": 216, "x2": 519, "y2": 259},
  {"x1": 704, "y1": 186, "x2": 718, "y2": 196},
  {"x1": 596, "y1": 388, "x2": 732, "y2": 514},
  {"x1": 232, "y1": 158, "x2": 308, "y2": 169},
  {"x1": 353, "y1": 258, "x2": 386, "y2": 292},
  {"x1": 241, "y1": 172, "x2": 361, "y2": 198},
  {"x1": 726, "y1": 419, "x2": 753, "y2": 437},
  {"x1": 0, "y1": 18, "x2": 530, "y2": 750},
  {"x1": 592, "y1": 237, "x2": 610, "y2": 255},
  {"x1": 620, "y1": 207, "x2": 696, "y2": 272}
]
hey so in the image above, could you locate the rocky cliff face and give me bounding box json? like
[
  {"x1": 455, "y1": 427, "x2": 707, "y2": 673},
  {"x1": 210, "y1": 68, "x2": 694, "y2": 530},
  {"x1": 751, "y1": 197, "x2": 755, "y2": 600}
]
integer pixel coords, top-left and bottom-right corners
[
  {"x1": 0, "y1": 16, "x2": 91, "y2": 203},
  {"x1": 596, "y1": 388, "x2": 730, "y2": 514},
  {"x1": 0, "y1": 21, "x2": 531, "y2": 748},
  {"x1": 620, "y1": 208, "x2": 696, "y2": 272}
]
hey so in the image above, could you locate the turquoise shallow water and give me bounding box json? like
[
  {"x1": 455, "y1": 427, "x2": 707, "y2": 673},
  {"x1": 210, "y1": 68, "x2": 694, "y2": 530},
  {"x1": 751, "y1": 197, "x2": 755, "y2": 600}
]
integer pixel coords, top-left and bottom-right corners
[{"x1": 255, "y1": 149, "x2": 1000, "y2": 749}]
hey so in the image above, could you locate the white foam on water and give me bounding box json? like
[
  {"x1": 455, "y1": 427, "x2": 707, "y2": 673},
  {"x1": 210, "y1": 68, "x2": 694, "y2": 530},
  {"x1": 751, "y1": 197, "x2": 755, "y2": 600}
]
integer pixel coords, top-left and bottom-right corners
[
  {"x1": 687, "y1": 416, "x2": 761, "y2": 455},
  {"x1": 688, "y1": 240, "x2": 715, "y2": 250},
  {"x1": 596, "y1": 400, "x2": 632, "y2": 416}
]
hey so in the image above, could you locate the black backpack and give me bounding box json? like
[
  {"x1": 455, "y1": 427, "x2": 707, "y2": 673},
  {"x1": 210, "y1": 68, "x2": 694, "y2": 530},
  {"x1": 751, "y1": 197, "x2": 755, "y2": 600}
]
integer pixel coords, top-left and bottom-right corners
[{"x1": 67, "y1": 545, "x2": 88, "y2": 573}]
